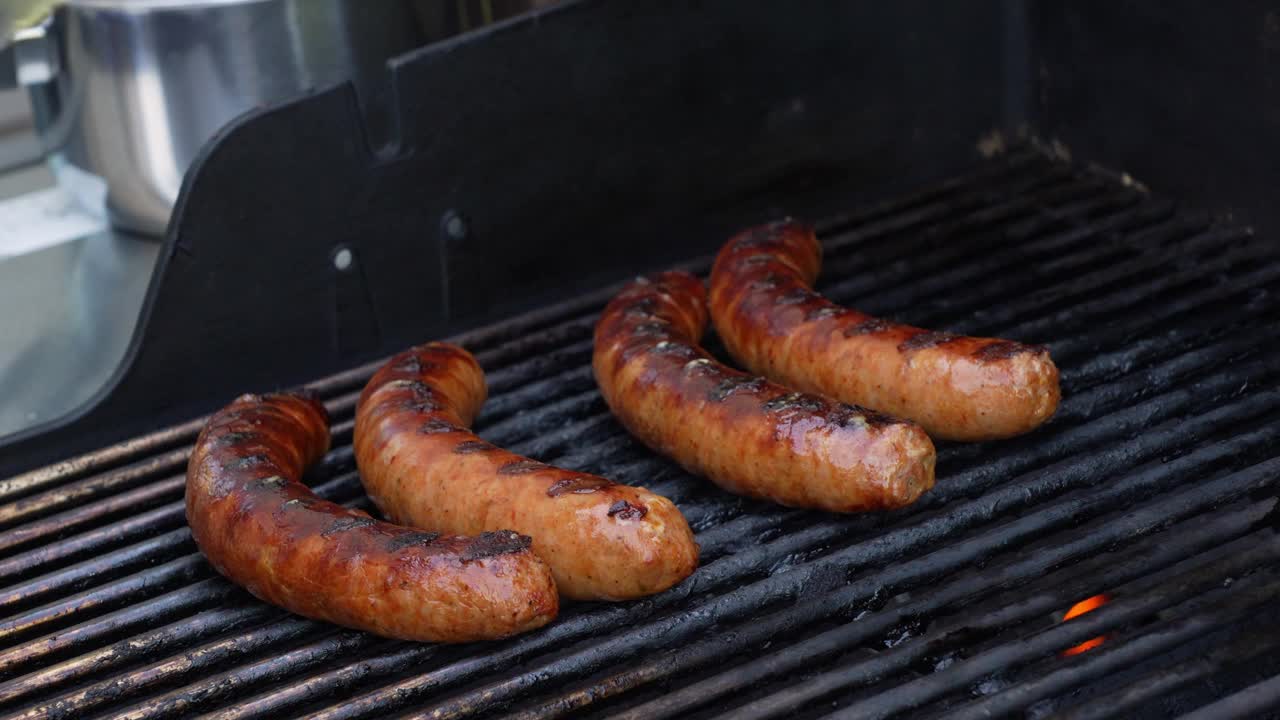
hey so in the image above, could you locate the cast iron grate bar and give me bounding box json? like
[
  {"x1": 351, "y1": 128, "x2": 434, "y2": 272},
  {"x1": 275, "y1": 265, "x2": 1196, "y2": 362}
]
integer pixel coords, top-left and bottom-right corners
[
  {"x1": 526, "y1": 490, "x2": 1279, "y2": 720},
  {"x1": 1175, "y1": 672, "x2": 1280, "y2": 720},
  {"x1": 1048, "y1": 624, "x2": 1280, "y2": 720},
  {"x1": 0, "y1": 151, "x2": 1278, "y2": 720}
]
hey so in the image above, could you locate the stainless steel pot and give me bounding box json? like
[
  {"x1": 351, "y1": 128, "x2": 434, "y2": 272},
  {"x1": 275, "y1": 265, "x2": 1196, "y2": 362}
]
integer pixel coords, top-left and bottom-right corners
[{"x1": 3, "y1": 0, "x2": 424, "y2": 237}]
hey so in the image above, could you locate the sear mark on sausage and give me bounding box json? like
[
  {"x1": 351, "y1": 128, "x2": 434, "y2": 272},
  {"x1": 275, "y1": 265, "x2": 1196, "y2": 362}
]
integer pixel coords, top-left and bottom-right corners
[
  {"x1": 607, "y1": 500, "x2": 649, "y2": 520},
  {"x1": 232, "y1": 453, "x2": 273, "y2": 470},
  {"x1": 708, "y1": 376, "x2": 768, "y2": 402},
  {"x1": 280, "y1": 497, "x2": 321, "y2": 511},
  {"x1": 461, "y1": 530, "x2": 532, "y2": 561},
  {"x1": 899, "y1": 330, "x2": 962, "y2": 352},
  {"x1": 214, "y1": 410, "x2": 251, "y2": 426},
  {"x1": 498, "y1": 459, "x2": 550, "y2": 475},
  {"x1": 212, "y1": 431, "x2": 256, "y2": 448},
  {"x1": 546, "y1": 476, "x2": 613, "y2": 497},
  {"x1": 776, "y1": 288, "x2": 813, "y2": 306},
  {"x1": 253, "y1": 476, "x2": 288, "y2": 491},
  {"x1": 828, "y1": 402, "x2": 900, "y2": 429},
  {"x1": 860, "y1": 408, "x2": 902, "y2": 429},
  {"x1": 739, "y1": 254, "x2": 776, "y2": 267},
  {"x1": 623, "y1": 298, "x2": 658, "y2": 318},
  {"x1": 825, "y1": 403, "x2": 868, "y2": 429},
  {"x1": 400, "y1": 397, "x2": 442, "y2": 414},
  {"x1": 804, "y1": 305, "x2": 845, "y2": 322},
  {"x1": 385, "y1": 531, "x2": 441, "y2": 552},
  {"x1": 322, "y1": 516, "x2": 377, "y2": 536},
  {"x1": 683, "y1": 358, "x2": 719, "y2": 377},
  {"x1": 454, "y1": 440, "x2": 495, "y2": 455},
  {"x1": 419, "y1": 419, "x2": 461, "y2": 435},
  {"x1": 750, "y1": 273, "x2": 787, "y2": 291},
  {"x1": 618, "y1": 342, "x2": 652, "y2": 365},
  {"x1": 762, "y1": 392, "x2": 826, "y2": 414},
  {"x1": 630, "y1": 322, "x2": 671, "y2": 338},
  {"x1": 843, "y1": 318, "x2": 895, "y2": 337},
  {"x1": 973, "y1": 340, "x2": 1046, "y2": 361},
  {"x1": 651, "y1": 341, "x2": 698, "y2": 359},
  {"x1": 404, "y1": 380, "x2": 437, "y2": 402}
]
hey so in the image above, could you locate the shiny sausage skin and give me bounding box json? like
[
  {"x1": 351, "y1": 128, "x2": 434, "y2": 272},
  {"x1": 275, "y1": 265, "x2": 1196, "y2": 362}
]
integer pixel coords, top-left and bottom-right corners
[
  {"x1": 186, "y1": 391, "x2": 558, "y2": 643},
  {"x1": 354, "y1": 344, "x2": 699, "y2": 601},
  {"x1": 709, "y1": 220, "x2": 1061, "y2": 441},
  {"x1": 593, "y1": 271, "x2": 936, "y2": 513}
]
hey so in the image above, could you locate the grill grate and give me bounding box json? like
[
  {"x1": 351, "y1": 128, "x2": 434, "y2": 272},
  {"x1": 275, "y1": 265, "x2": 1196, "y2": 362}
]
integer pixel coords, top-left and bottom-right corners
[{"x1": 2, "y1": 150, "x2": 1280, "y2": 719}]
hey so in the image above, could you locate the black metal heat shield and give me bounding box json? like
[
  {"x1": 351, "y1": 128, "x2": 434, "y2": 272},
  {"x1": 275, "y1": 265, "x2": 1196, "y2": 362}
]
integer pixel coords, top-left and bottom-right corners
[{"x1": 0, "y1": 0, "x2": 1009, "y2": 474}]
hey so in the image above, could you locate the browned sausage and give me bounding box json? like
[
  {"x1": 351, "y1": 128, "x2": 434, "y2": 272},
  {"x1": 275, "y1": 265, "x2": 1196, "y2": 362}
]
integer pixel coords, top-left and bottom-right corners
[
  {"x1": 593, "y1": 271, "x2": 935, "y2": 513},
  {"x1": 708, "y1": 220, "x2": 1061, "y2": 441},
  {"x1": 186, "y1": 391, "x2": 558, "y2": 642},
  {"x1": 354, "y1": 344, "x2": 699, "y2": 601}
]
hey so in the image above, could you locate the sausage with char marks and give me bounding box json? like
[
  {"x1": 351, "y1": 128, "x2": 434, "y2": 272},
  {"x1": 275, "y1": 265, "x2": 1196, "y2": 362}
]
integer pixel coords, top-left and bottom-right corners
[
  {"x1": 186, "y1": 391, "x2": 558, "y2": 643},
  {"x1": 354, "y1": 343, "x2": 699, "y2": 601},
  {"x1": 593, "y1": 271, "x2": 935, "y2": 513},
  {"x1": 709, "y1": 220, "x2": 1061, "y2": 441}
]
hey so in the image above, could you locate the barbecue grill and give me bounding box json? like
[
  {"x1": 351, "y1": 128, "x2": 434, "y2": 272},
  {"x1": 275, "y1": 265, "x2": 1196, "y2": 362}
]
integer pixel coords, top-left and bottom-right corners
[{"x1": 3, "y1": 1, "x2": 1280, "y2": 718}]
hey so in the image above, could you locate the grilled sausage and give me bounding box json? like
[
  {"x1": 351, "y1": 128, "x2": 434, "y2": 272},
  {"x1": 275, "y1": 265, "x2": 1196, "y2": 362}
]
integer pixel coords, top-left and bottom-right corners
[
  {"x1": 186, "y1": 391, "x2": 558, "y2": 642},
  {"x1": 593, "y1": 271, "x2": 936, "y2": 512},
  {"x1": 354, "y1": 344, "x2": 699, "y2": 601},
  {"x1": 709, "y1": 220, "x2": 1061, "y2": 441}
]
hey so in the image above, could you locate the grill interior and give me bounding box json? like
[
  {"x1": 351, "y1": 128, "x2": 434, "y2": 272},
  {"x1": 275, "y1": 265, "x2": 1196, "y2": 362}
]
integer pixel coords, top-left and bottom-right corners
[{"x1": 2, "y1": 149, "x2": 1280, "y2": 719}]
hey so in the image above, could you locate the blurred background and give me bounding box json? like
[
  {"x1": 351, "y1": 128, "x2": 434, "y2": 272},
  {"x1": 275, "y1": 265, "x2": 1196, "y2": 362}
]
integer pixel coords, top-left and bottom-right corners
[
  {"x1": 0, "y1": 85, "x2": 40, "y2": 173},
  {"x1": 0, "y1": 0, "x2": 557, "y2": 438}
]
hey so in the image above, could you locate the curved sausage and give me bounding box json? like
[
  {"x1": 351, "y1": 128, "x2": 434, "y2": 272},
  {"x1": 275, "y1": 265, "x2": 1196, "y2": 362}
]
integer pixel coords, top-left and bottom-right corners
[
  {"x1": 709, "y1": 220, "x2": 1061, "y2": 441},
  {"x1": 186, "y1": 391, "x2": 558, "y2": 643},
  {"x1": 354, "y1": 344, "x2": 699, "y2": 601},
  {"x1": 593, "y1": 271, "x2": 936, "y2": 513}
]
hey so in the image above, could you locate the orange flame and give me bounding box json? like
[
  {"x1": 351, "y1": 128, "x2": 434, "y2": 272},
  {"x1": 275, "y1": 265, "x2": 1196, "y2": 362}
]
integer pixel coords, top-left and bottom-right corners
[{"x1": 1061, "y1": 594, "x2": 1110, "y2": 656}]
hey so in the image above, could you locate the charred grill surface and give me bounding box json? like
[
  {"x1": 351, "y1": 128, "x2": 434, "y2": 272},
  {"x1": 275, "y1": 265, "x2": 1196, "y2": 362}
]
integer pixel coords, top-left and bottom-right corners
[{"x1": 2, "y1": 151, "x2": 1280, "y2": 719}]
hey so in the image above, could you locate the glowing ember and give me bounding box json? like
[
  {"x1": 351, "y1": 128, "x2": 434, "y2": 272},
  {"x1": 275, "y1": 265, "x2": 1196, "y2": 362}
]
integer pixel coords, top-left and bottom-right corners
[
  {"x1": 1061, "y1": 594, "x2": 1110, "y2": 656},
  {"x1": 1063, "y1": 594, "x2": 1109, "y2": 621}
]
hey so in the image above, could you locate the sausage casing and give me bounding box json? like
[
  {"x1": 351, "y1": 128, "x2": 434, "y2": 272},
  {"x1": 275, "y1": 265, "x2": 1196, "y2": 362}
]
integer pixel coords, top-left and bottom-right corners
[
  {"x1": 186, "y1": 391, "x2": 558, "y2": 642},
  {"x1": 354, "y1": 344, "x2": 699, "y2": 601},
  {"x1": 709, "y1": 220, "x2": 1061, "y2": 441},
  {"x1": 593, "y1": 271, "x2": 935, "y2": 513}
]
